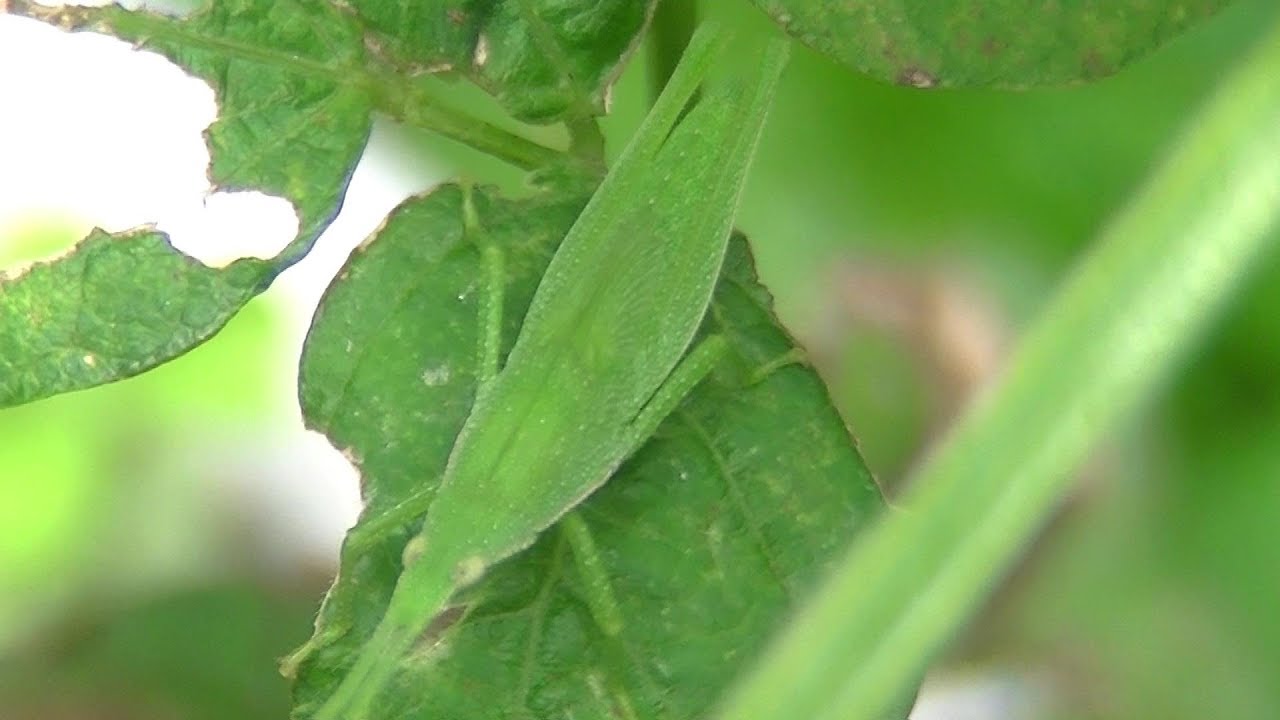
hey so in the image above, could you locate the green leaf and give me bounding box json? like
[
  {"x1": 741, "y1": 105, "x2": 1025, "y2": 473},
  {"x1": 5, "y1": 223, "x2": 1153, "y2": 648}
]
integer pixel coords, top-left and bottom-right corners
[
  {"x1": 287, "y1": 184, "x2": 885, "y2": 719},
  {"x1": 1, "y1": 0, "x2": 374, "y2": 405},
  {"x1": 348, "y1": 0, "x2": 657, "y2": 122},
  {"x1": 752, "y1": 0, "x2": 1232, "y2": 87},
  {"x1": 0, "y1": 230, "x2": 270, "y2": 408}
]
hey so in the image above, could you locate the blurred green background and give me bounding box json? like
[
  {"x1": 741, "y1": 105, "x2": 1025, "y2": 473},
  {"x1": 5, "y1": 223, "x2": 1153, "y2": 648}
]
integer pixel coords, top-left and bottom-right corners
[{"x1": 3, "y1": 0, "x2": 1280, "y2": 717}]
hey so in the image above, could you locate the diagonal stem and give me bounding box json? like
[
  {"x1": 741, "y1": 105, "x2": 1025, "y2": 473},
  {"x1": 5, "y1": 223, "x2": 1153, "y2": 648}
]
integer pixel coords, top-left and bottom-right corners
[{"x1": 716, "y1": 10, "x2": 1280, "y2": 720}]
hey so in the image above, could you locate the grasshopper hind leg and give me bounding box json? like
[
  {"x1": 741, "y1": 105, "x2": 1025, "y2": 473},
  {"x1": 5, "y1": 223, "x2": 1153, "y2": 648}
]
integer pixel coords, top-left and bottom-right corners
[
  {"x1": 561, "y1": 512, "x2": 625, "y2": 637},
  {"x1": 459, "y1": 182, "x2": 508, "y2": 385}
]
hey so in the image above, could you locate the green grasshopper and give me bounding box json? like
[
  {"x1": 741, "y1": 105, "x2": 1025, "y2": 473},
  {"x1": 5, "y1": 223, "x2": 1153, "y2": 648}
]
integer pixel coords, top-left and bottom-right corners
[{"x1": 314, "y1": 27, "x2": 789, "y2": 719}]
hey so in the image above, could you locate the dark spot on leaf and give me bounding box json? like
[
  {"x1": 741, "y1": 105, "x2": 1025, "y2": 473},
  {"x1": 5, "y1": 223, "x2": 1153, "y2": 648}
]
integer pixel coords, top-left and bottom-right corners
[
  {"x1": 418, "y1": 604, "x2": 467, "y2": 648},
  {"x1": 898, "y1": 67, "x2": 937, "y2": 89},
  {"x1": 1082, "y1": 49, "x2": 1110, "y2": 79}
]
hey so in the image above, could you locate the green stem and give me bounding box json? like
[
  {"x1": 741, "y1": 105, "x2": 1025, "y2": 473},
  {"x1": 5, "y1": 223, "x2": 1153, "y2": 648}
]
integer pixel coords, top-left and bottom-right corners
[
  {"x1": 648, "y1": 0, "x2": 699, "y2": 103},
  {"x1": 313, "y1": 551, "x2": 457, "y2": 720},
  {"x1": 566, "y1": 116, "x2": 607, "y2": 168},
  {"x1": 375, "y1": 78, "x2": 564, "y2": 171},
  {"x1": 716, "y1": 12, "x2": 1280, "y2": 720}
]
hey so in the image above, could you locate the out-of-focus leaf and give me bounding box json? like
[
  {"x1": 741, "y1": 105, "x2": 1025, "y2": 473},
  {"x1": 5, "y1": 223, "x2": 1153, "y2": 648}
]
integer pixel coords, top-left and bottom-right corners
[
  {"x1": 711, "y1": 8, "x2": 1280, "y2": 714},
  {"x1": 750, "y1": 0, "x2": 1232, "y2": 88},
  {"x1": 349, "y1": 0, "x2": 657, "y2": 122},
  {"x1": 287, "y1": 184, "x2": 885, "y2": 719},
  {"x1": 0, "y1": 310, "x2": 282, "y2": 654},
  {"x1": 0, "y1": 586, "x2": 315, "y2": 720}
]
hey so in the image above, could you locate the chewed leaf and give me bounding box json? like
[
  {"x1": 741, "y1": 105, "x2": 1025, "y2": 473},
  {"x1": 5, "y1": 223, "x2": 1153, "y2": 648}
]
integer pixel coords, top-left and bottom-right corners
[
  {"x1": 288, "y1": 185, "x2": 884, "y2": 719},
  {"x1": 9, "y1": 0, "x2": 373, "y2": 254},
  {"x1": 1, "y1": 0, "x2": 372, "y2": 404},
  {"x1": 347, "y1": 0, "x2": 658, "y2": 122},
  {"x1": 0, "y1": 229, "x2": 270, "y2": 407},
  {"x1": 753, "y1": 0, "x2": 1231, "y2": 88},
  {"x1": 0, "y1": 0, "x2": 654, "y2": 405}
]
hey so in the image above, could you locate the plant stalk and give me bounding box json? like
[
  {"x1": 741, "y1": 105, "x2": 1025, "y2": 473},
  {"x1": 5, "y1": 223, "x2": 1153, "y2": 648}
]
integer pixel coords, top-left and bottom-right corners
[
  {"x1": 716, "y1": 12, "x2": 1280, "y2": 720},
  {"x1": 376, "y1": 78, "x2": 563, "y2": 171}
]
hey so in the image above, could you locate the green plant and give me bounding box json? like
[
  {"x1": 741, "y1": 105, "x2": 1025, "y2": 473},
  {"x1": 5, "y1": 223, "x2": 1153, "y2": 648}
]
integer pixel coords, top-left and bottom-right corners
[{"x1": 3, "y1": 1, "x2": 1278, "y2": 719}]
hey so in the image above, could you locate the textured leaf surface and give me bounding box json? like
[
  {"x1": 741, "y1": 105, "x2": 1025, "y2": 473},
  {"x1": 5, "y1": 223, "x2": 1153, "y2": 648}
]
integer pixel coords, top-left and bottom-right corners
[
  {"x1": 348, "y1": 0, "x2": 656, "y2": 121},
  {"x1": 288, "y1": 185, "x2": 884, "y2": 719},
  {"x1": 2, "y1": 0, "x2": 373, "y2": 405},
  {"x1": 753, "y1": 0, "x2": 1232, "y2": 88},
  {"x1": 0, "y1": 230, "x2": 272, "y2": 408}
]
